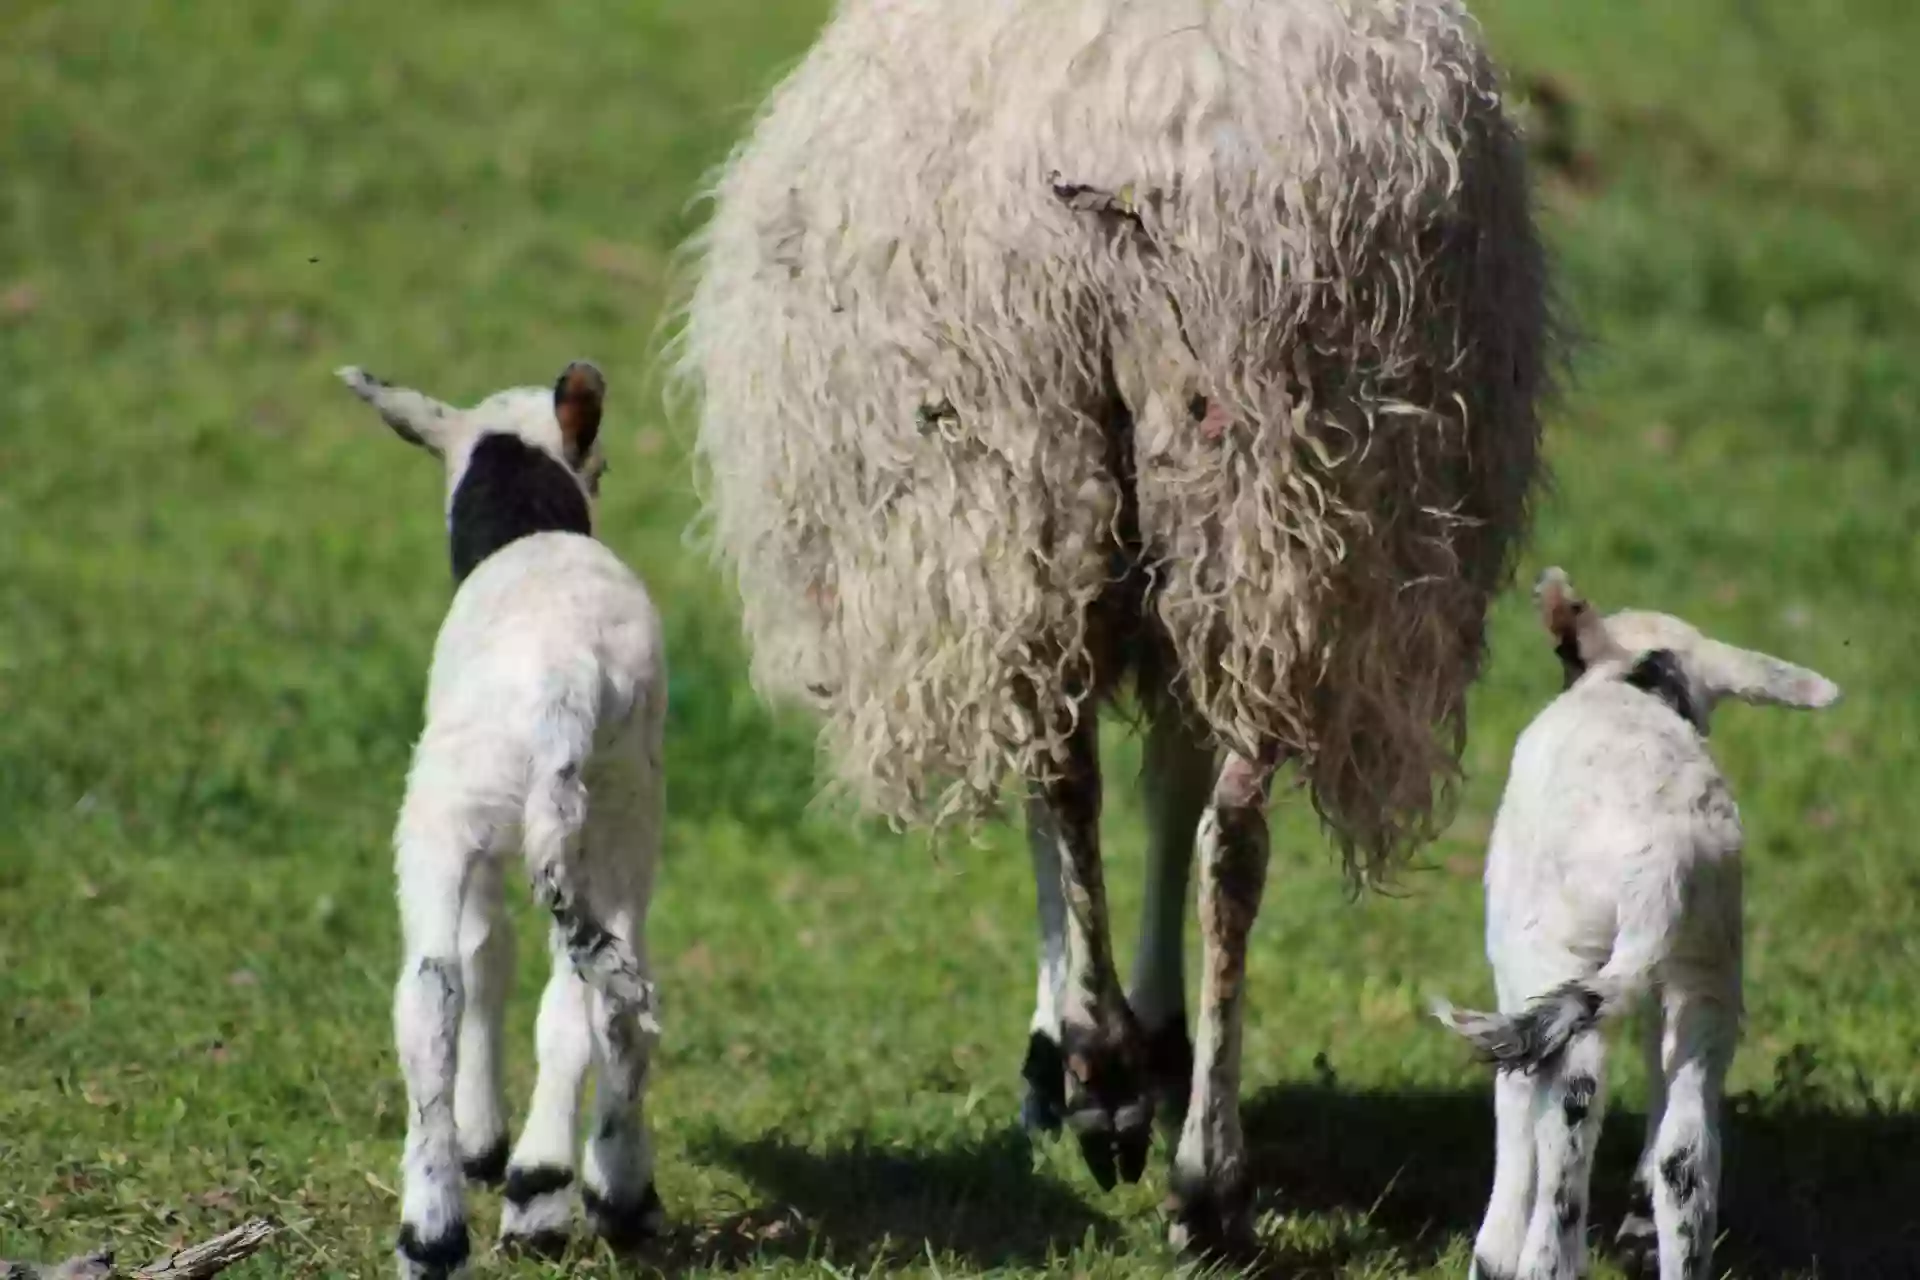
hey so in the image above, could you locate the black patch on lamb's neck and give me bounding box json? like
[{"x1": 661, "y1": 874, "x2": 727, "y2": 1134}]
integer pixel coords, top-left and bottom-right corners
[
  {"x1": 449, "y1": 433, "x2": 592, "y2": 583},
  {"x1": 1555, "y1": 632, "x2": 1586, "y2": 689},
  {"x1": 1625, "y1": 648, "x2": 1705, "y2": 734}
]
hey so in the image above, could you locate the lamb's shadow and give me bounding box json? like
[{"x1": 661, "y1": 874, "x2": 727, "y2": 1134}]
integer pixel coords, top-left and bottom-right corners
[
  {"x1": 660, "y1": 1126, "x2": 1118, "y2": 1272},
  {"x1": 1242, "y1": 1078, "x2": 1920, "y2": 1278}
]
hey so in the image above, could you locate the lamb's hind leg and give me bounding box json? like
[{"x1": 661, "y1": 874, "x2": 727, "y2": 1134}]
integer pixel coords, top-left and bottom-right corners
[
  {"x1": 577, "y1": 790, "x2": 665, "y2": 1249},
  {"x1": 1167, "y1": 751, "x2": 1275, "y2": 1257},
  {"x1": 1129, "y1": 699, "x2": 1213, "y2": 1129},
  {"x1": 1650, "y1": 987, "x2": 1734, "y2": 1280},
  {"x1": 392, "y1": 816, "x2": 483, "y2": 1280},
  {"x1": 453, "y1": 859, "x2": 511, "y2": 1186},
  {"x1": 1030, "y1": 710, "x2": 1154, "y2": 1188}
]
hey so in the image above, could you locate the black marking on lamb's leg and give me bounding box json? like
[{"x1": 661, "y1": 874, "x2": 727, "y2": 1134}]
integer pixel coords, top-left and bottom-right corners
[
  {"x1": 583, "y1": 1182, "x2": 665, "y2": 1252},
  {"x1": 1020, "y1": 1030, "x2": 1066, "y2": 1135},
  {"x1": 396, "y1": 1222, "x2": 470, "y2": 1277},
  {"x1": 1554, "y1": 1184, "x2": 1583, "y2": 1235},
  {"x1": 462, "y1": 1135, "x2": 509, "y2": 1186},
  {"x1": 1660, "y1": 1144, "x2": 1700, "y2": 1206},
  {"x1": 1562, "y1": 1071, "x2": 1597, "y2": 1127},
  {"x1": 504, "y1": 1164, "x2": 575, "y2": 1205},
  {"x1": 1165, "y1": 1164, "x2": 1257, "y2": 1263},
  {"x1": 1471, "y1": 1255, "x2": 1516, "y2": 1280}
]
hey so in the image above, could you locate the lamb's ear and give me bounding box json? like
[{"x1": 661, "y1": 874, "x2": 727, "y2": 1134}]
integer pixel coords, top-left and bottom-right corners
[
  {"x1": 336, "y1": 366, "x2": 458, "y2": 456},
  {"x1": 1695, "y1": 639, "x2": 1842, "y2": 710},
  {"x1": 1534, "y1": 566, "x2": 1620, "y2": 684},
  {"x1": 553, "y1": 361, "x2": 605, "y2": 465}
]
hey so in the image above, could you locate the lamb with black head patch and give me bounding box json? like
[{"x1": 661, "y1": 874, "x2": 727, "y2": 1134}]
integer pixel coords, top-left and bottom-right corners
[
  {"x1": 338, "y1": 361, "x2": 665, "y2": 1278},
  {"x1": 1433, "y1": 567, "x2": 1841, "y2": 1280}
]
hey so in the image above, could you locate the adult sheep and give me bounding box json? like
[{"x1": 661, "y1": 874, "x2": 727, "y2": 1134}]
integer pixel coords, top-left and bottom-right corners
[{"x1": 676, "y1": 0, "x2": 1554, "y2": 1251}]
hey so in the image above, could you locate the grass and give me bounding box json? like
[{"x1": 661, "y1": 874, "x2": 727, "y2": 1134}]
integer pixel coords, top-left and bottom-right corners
[{"x1": 1, "y1": 0, "x2": 1916, "y2": 1275}]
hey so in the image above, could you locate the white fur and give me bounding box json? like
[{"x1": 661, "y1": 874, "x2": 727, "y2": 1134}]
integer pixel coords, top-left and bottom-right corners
[
  {"x1": 338, "y1": 367, "x2": 665, "y2": 1277},
  {"x1": 1437, "y1": 569, "x2": 1840, "y2": 1280}
]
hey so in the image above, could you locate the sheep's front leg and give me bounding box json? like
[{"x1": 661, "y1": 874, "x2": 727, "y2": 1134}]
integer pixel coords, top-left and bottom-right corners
[
  {"x1": 393, "y1": 841, "x2": 477, "y2": 1280},
  {"x1": 1471, "y1": 1068, "x2": 1541, "y2": 1280},
  {"x1": 1168, "y1": 751, "x2": 1273, "y2": 1256},
  {"x1": 1615, "y1": 1008, "x2": 1668, "y2": 1275},
  {"x1": 1650, "y1": 989, "x2": 1733, "y2": 1280},
  {"x1": 1018, "y1": 802, "x2": 1070, "y2": 1135},
  {"x1": 1128, "y1": 705, "x2": 1213, "y2": 1129},
  {"x1": 1029, "y1": 712, "x2": 1153, "y2": 1188},
  {"x1": 454, "y1": 860, "x2": 511, "y2": 1186}
]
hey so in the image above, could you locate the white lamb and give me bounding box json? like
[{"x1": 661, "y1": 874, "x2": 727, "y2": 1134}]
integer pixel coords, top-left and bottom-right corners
[
  {"x1": 337, "y1": 362, "x2": 668, "y2": 1278},
  {"x1": 1434, "y1": 567, "x2": 1841, "y2": 1280}
]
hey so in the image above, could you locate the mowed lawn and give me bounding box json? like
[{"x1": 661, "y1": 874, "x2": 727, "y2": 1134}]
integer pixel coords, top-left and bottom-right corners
[{"x1": 2, "y1": 1, "x2": 1917, "y2": 1276}]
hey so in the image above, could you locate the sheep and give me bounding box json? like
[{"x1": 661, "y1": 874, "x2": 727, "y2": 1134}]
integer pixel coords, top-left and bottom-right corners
[
  {"x1": 1433, "y1": 567, "x2": 1841, "y2": 1280},
  {"x1": 336, "y1": 362, "x2": 668, "y2": 1278},
  {"x1": 674, "y1": 0, "x2": 1553, "y2": 1249}
]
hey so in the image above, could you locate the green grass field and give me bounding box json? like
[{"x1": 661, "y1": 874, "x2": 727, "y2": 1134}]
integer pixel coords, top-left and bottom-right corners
[{"x1": 3, "y1": 1, "x2": 1916, "y2": 1275}]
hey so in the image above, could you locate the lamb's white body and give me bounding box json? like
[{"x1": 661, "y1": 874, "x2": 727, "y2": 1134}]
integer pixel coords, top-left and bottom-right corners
[
  {"x1": 1439, "y1": 571, "x2": 1840, "y2": 1280},
  {"x1": 340, "y1": 365, "x2": 667, "y2": 1279}
]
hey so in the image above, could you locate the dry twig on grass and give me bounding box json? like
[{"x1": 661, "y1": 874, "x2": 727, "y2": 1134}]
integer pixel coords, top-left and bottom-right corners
[{"x1": 0, "y1": 1217, "x2": 276, "y2": 1280}]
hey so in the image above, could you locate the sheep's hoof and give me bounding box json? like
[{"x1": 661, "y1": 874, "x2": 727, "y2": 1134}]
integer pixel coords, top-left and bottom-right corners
[
  {"x1": 1061, "y1": 1020, "x2": 1154, "y2": 1189},
  {"x1": 584, "y1": 1182, "x2": 665, "y2": 1252},
  {"x1": 395, "y1": 1220, "x2": 471, "y2": 1280},
  {"x1": 495, "y1": 1228, "x2": 570, "y2": 1261},
  {"x1": 1141, "y1": 1015, "x2": 1194, "y2": 1130},
  {"x1": 1614, "y1": 1184, "x2": 1659, "y2": 1277},
  {"x1": 1019, "y1": 1031, "x2": 1067, "y2": 1136},
  {"x1": 1164, "y1": 1171, "x2": 1256, "y2": 1262}
]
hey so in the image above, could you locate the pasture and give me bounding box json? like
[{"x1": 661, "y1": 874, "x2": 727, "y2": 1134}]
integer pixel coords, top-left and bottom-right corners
[{"x1": 2, "y1": 1, "x2": 1916, "y2": 1276}]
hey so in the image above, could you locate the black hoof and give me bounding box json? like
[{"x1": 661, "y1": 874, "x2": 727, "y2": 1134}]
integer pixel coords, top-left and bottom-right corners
[
  {"x1": 461, "y1": 1137, "x2": 509, "y2": 1187},
  {"x1": 584, "y1": 1181, "x2": 665, "y2": 1251},
  {"x1": 1019, "y1": 1030, "x2": 1066, "y2": 1136},
  {"x1": 396, "y1": 1221, "x2": 470, "y2": 1279},
  {"x1": 1061, "y1": 1018, "x2": 1154, "y2": 1188},
  {"x1": 1165, "y1": 1169, "x2": 1256, "y2": 1262}
]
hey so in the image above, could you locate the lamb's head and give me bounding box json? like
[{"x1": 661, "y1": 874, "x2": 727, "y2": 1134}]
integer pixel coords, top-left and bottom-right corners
[
  {"x1": 335, "y1": 360, "x2": 609, "y2": 511},
  {"x1": 1535, "y1": 566, "x2": 1842, "y2": 732}
]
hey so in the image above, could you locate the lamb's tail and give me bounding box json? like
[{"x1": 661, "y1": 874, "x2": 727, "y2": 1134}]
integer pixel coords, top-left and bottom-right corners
[
  {"x1": 1431, "y1": 968, "x2": 1648, "y2": 1074},
  {"x1": 522, "y1": 681, "x2": 659, "y2": 1029}
]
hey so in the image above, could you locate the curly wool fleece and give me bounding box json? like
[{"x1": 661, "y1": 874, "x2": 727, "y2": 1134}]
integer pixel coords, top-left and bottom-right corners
[{"x1": 675, "y1": 0, "x2": 1557, "y2": 884}]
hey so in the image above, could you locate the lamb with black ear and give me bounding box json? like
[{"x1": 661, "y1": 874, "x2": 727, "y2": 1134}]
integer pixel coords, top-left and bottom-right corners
[
  {"x1": 337, "y1": 361, "x2": 666, "y2": 1278},
  {"x1": 1433, "y1": 567, "x2": 1840, "y2": 1280}
]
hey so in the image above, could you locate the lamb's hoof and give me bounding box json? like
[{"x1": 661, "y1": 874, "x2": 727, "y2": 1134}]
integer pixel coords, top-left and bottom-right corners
[
  {"x1": 1020, "y1": 1030, "x2": 1067, "y2": 1136},
  {"x1": 1614, "y1": 1198, "x2": 1659, "y2": 1276},
  {"x1": 1141, "y1": 1015, "x2": 1194, "y2": 1129},
  {"x1": 1061, "y1": 1019, "x2": 1154, "y2": 1189},
  {"x1": 1165, "y1": 1170, "x2": 1256, "y2": 1262},
  {"x1": 584, "y1": 1182, "x2": 665, "y2": 1251},
  {"x1": 395, "y1": 1221, "x2": 470, "y2": 1280},
  {"x1": 495, "y1": 1228, "x2": 570, "y2": 1261},
  {"x1": 460, "y1": 1137, "x2": 509, "y2": 1187},
  {"x1": 500, "y1": 1163, "x2": 574, "y2": 1252}
]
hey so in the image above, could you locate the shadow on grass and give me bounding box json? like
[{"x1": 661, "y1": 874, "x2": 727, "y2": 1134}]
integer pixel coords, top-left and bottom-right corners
[
  {"x1": 661, "y1": 1126, "x2": 1117, "y2": 1272},
  {"x1": 1241, "y1": 1078, "x2": 1920, "y2": 1279}
]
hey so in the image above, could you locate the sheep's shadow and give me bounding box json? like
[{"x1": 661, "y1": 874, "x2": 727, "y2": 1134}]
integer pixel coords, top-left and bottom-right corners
[
  {"x1": 1240, "y1": 1077, "x2": 1920, "y2": 1279},
  {"x1": 657, "y1": 1126, "x2": 1118, "y2": 1273}
]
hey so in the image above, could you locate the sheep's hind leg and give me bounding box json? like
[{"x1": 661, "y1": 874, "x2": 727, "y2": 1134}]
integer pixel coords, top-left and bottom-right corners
[
  {"x1": 392, "y1": 830, "x2": 479, "y2": 1280},
  {"x1": 498, "y1": 927, "x2": 593, "y2": 1254},
  {"x1": 578, "y1": 800, "x2": 665, "y2": 1249},
  {"x1": 1128, "y1": 700, "x2": 1213, "y2": 1131},
  {"x1": 1167, "y1": 751, "x2": 1274, "y2": 1258},
  {"x1": 1029, "y1": 711, "x2": 1154, "y2": 1188},
  {"x1": 453, "y1": 858, "x2": 511, "y2": 1186}
]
